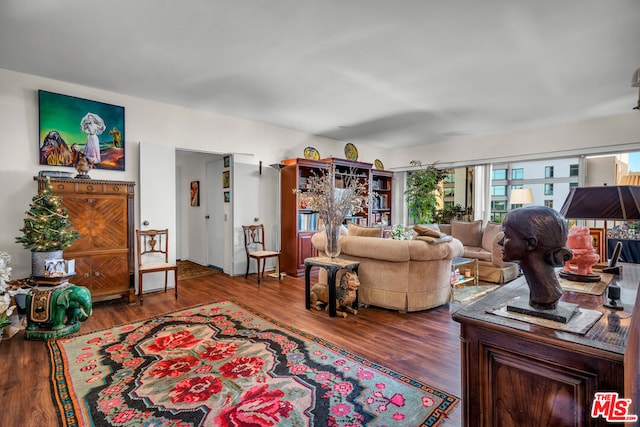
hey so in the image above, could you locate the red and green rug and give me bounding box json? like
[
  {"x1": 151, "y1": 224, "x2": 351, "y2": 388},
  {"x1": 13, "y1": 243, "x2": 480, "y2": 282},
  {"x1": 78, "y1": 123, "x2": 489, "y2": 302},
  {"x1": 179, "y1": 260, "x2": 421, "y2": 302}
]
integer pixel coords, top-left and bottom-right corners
[{"x1": 48, "y1": 300, "x2": 459, "y2": 426}]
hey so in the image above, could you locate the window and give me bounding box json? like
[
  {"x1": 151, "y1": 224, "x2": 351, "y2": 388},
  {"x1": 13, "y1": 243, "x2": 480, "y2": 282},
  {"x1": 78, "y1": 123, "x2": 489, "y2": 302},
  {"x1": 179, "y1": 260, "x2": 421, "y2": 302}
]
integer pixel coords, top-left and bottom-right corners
[
  {"x1": 444, "y1": 173, "x2": 455, "y2": 183},
  {"x1": 490, "y1": 200, "x2": 507, "y2": 223},
  {"x1": 444, "y1": 187, "x2": 455, "y2": 197},
  {"x1": 511, "y1": 168, "x2": 524, "y2": 180},
  {"x1": 544, "y1": 183, "x2": 554, "y2": 195},
  {"x1": 491, "y1": 201, "x2": 506, "y2": 211},
  {"x1": 545, "y1": 166, "x2": 554, "y2": 178},
  {"x1": 492, "y1": 169, "x2": 507, "y2": 180},
  {"x1": 570, "y1": 182, "x2": 578, "y2": 188},
  {"x1": 511, "y1": 184, "x2": 523, "y2": 190},
  {"x1": 492, "y1": 185, "x2": 507, "y2": 196},
  {"x1": 569, "y1": 164, "x2": 579, "y2": 177},
  {"x1": 544, "y1": 200, "x2": 553, "y2": 208}
]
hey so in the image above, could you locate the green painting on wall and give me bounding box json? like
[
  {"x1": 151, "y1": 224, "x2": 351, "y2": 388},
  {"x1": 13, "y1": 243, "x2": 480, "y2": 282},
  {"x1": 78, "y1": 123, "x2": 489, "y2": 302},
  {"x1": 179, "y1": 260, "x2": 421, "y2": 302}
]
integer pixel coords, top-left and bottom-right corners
[{"x1": 38, "y1": 90, "x2": 125, "y2": 171}]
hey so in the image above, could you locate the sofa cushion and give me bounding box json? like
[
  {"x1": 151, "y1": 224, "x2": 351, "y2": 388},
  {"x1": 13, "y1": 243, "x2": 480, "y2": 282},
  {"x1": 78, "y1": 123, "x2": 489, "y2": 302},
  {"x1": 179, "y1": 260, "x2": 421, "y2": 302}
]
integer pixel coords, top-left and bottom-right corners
[
  {"x1": 347, "y1": 223, "x2": 383, "y2": 238},
  {"x1": 451, "y1": 220, "x2": 483, "y2": 247},
  {"x1": 482, "y1": 222, "x2": 503, "y2": 251},
  {"x1": 463, "y1": 246, "x2": 492, "y2": 262},
  {"x1": 413, "y1": 225, "x2": 442, "y2": 238},
  {"x1": 438, "y1": 224, "x2": 452, "y2": 235}
]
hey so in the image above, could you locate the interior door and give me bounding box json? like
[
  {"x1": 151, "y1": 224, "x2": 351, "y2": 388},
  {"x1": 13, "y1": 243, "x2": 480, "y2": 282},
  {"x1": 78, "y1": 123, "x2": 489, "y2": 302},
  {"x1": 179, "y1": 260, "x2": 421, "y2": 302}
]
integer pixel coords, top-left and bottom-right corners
[
  {"x1": 139, "y1": 142, "x2": 176, "y2": 293},
  {"x1": 206, "y1": 158, "x2": 224, "y2": 269}
]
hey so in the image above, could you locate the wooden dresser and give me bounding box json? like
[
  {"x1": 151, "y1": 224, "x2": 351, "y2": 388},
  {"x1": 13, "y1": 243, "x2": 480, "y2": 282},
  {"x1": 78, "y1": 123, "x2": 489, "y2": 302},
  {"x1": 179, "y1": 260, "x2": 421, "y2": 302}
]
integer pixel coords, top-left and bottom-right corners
[
  {"x1": 37, "y1": 177, "x2": 136, "y2": 303},
  {"x1": 452, "y1": 266, "x2": 639, "y2": 427}
]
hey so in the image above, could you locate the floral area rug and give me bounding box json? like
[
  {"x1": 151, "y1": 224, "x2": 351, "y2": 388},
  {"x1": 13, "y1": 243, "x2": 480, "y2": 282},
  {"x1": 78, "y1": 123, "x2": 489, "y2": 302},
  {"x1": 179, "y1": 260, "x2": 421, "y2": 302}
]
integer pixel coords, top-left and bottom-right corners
[
  {"x1": 452, "y1": 284, "x2": 499, "y2": 303},
  {"x1": 48, "y1": 300, "x2": 459, "y2": 426},
  {"x1": 177, "y1": 260, "x2": 221, "y2": 281}
]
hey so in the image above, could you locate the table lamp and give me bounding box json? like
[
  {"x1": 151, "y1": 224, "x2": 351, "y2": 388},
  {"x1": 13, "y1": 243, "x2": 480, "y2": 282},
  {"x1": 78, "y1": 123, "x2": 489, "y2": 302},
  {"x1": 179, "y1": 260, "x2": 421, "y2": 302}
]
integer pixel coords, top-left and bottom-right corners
[
  {"x1": 560, "y1": 186, "x2": 640, "y2": 275},
  {"x1": 509, "y1": 188, "x2": 533, "y2": 206}
]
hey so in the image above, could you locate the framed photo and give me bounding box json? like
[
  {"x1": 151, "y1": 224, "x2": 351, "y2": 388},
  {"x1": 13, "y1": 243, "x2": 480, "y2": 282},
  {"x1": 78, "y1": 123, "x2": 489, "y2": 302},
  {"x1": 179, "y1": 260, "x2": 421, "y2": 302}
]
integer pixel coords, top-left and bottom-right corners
[
  {"x1": 38, "y1": 90, "x2": 125, "y2": 170},
  {"x1": 222, "y1": 170, "x2": 230, "y2": 188},
  {"x1": 589, "y1": 228, "x2": 606, "y2": 263},
  {"x1": 190, "y1": 181, "x2": 200, "y2": 206},
  {"x1": 223, "y1": 155, "x2": 230, "y2": 168},
  {"x1": 224, "y1": 191, "x2": 231, "y2": 203}
]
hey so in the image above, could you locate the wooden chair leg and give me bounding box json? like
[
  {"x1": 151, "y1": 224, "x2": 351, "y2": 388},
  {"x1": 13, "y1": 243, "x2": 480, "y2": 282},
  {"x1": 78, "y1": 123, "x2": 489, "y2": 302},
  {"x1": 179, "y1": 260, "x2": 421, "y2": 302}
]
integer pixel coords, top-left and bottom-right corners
[
  {"x1": 139, "y1": 272, "x2": 144, "y2": 305},
  {"x1": 257, "y1": 259, "x2": 262, "y2": 284},
  {"x1": 174, "y1": 268, "x2": 178, "y2": 300},
  {"x1": 164, "y1": 271, "x2": 168, "y2": 293},
  {"x1": 245, "y1": 255, "x2": 250, "y2": 279}
]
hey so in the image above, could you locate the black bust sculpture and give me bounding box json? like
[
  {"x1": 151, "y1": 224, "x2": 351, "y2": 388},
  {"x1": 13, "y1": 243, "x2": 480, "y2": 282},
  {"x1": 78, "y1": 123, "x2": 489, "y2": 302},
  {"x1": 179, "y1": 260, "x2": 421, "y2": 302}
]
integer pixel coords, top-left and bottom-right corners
[{"x1": 500, "y1": 206, "x2": 573, "y2": 310}]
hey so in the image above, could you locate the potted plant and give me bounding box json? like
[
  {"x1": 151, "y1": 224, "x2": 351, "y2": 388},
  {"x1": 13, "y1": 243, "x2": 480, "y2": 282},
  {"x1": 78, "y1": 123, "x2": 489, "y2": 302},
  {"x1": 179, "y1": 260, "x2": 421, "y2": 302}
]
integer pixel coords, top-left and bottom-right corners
[
  {"x1": 404, "y1": 163, "x2": 448, "y2": 224},
  {"x1": 15, "y1": 178, "x2": 80, "y2": 277}
]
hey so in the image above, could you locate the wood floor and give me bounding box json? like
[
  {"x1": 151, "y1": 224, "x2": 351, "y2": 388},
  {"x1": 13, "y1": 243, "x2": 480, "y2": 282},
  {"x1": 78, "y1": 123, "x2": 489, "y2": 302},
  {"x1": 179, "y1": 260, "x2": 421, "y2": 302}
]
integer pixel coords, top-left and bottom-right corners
[{"x1": 0, "y1": 269, "x2": 466, "y2": 426}]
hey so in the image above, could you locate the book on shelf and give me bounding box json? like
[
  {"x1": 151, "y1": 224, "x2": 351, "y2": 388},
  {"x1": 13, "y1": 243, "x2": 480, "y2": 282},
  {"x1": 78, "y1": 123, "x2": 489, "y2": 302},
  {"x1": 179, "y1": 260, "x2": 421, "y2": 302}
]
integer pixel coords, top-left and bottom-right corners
[{"x1": 298, "y1": 212, "x2": 320, "y2": 232}]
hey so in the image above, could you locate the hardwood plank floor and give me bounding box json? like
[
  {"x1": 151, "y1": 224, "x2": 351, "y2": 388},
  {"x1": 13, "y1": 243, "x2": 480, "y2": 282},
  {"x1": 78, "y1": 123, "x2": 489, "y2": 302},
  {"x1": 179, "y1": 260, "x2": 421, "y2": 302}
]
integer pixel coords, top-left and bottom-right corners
[{"x1": 0, "y1": 270, "x2": 466, "y2": 426}]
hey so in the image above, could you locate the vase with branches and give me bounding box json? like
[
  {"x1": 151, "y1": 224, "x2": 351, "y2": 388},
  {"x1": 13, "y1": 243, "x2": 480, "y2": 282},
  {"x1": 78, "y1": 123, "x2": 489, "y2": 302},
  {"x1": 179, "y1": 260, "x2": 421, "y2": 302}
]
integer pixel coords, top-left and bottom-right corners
[{"x1": 294, "y1": 165, "x2": 369, "y2": 258}]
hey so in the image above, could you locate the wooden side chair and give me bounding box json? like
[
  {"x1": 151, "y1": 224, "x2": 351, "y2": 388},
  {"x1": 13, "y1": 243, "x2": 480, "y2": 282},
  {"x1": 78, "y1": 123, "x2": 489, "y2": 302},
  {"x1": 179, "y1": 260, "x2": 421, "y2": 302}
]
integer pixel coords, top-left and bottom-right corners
[
  {"x1": 242, "y1": 224, "x2": 281, "y2": 285},
  {"x1": 136, "y1": 229, "x2": 178, "y2": 305}
]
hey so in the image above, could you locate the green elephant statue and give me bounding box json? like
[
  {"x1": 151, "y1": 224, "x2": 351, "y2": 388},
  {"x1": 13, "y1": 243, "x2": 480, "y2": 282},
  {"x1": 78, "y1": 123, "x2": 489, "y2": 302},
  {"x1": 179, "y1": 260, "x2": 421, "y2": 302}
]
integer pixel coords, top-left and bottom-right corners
[{"x1": 25, "y1": 283, "x2": 92, "y2": 340}]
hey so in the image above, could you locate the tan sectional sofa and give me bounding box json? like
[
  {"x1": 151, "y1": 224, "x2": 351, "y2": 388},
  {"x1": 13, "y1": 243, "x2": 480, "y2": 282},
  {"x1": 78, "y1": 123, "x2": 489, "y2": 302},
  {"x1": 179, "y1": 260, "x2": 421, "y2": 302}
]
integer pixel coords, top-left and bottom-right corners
[
  {"x1": 438, "y1": 220, "x2": 519, "y2": 284},
  {"x1": 311, "y1": 231, "x2": 464, "y2": 313}
]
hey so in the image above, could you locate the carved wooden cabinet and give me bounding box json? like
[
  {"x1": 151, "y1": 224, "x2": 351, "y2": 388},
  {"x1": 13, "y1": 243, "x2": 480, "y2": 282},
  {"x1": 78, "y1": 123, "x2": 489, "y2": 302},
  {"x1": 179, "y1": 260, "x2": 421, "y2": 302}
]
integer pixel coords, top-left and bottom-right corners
[
  {"x1": 452, "y1": 269, "x2": 639, "y2": 427},
  {"x1": 37, "y1": 177, "x2": 135, "y2": 303}
]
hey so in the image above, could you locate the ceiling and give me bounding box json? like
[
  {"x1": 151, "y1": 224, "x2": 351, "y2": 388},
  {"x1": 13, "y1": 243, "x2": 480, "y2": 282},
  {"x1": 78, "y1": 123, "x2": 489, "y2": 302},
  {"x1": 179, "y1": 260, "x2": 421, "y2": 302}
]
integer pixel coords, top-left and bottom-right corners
[{"x1": 1, "y1": 0, "x2": 639, "y2": 149}]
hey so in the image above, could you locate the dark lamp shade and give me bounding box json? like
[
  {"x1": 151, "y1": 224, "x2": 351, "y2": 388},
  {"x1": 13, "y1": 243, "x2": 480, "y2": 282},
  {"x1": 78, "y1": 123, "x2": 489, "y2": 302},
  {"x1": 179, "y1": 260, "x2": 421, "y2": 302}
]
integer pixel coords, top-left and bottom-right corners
[{"x1": 560, "y1": 186, "x2": 640, "y2": 220}]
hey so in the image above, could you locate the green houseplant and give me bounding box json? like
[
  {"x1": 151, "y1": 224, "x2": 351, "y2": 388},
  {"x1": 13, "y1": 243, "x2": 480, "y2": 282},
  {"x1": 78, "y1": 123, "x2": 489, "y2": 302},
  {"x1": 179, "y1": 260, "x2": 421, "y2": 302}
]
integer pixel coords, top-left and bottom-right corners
[
  {"x1": 404, "y1": 163, "x2": 448, "y2": 224},
  {"x1": 16, "y1": 178, "x2": 80, "y2": 276}
]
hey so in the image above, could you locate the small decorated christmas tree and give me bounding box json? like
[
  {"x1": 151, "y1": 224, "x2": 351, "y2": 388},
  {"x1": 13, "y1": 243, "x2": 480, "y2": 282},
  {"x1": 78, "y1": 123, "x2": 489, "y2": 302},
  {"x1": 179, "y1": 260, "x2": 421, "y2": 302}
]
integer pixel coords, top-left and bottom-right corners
[{"x1": 16, "y1": 178, "x2": 80, "y2": 251}]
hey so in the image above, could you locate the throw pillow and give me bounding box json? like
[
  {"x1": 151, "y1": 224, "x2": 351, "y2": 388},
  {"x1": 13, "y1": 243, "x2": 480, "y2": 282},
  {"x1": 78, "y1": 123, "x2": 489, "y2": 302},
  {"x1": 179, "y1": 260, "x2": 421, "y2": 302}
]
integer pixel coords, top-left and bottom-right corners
[
  {"x1": 451, "y1": 220, "x2": 483, "y2": 247},
  {"x1": 413, "y1": 225, "x2": 442, "y2": 238},
  {"x1": 482, "y1": 222, "x2": 503, "y2": 251},
  {"x1": 347, "y1": 223, "x2": 383, "y2": 238}
]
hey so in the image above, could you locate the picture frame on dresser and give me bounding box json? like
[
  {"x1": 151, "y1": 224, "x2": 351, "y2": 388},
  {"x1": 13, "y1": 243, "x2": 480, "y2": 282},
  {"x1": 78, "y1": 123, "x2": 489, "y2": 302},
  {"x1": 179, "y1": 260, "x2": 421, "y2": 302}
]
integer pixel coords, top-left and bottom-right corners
[
  {"x1": 38, "y1": 90, "x2": 125, "y2": 171},
  {"x1": 589, "y1": 227, "x2": 606, "y2": 263}
]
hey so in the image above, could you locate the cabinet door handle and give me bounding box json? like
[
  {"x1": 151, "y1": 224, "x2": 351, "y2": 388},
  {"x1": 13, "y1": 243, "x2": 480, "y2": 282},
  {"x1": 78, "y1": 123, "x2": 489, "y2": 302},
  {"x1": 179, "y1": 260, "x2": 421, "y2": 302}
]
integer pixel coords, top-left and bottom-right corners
[
  {"x1": 83, "y1": 273, "x2": 90, "y2": 278},
  {"x1": 94, "y1": 271, "x2": 100, "y2": 277},
  {"x1": 87, "y1": 198, "x2": 95, "y2": 204}
]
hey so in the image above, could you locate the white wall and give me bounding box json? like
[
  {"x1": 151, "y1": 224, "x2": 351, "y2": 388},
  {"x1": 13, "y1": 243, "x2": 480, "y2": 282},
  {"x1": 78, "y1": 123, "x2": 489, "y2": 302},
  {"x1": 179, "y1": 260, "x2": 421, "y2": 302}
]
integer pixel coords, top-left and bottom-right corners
[
  {"x1": 0, "y1": 68, "x2": 387, "y2": 278},
  {"x1": 3, "y1": 66, "x2": 640, "y2": 278}
]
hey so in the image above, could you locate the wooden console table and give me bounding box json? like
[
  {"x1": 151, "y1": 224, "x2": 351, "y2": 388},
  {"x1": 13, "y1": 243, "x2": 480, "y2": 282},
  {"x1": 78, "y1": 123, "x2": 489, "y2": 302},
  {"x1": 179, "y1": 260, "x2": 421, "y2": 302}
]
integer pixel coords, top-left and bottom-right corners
[
  {"x1": 304, "y1": 257, "x2": 359, "y2": 317},
  {"x1": 452, "y1": 265, "x2": 640, "y2": 426}
]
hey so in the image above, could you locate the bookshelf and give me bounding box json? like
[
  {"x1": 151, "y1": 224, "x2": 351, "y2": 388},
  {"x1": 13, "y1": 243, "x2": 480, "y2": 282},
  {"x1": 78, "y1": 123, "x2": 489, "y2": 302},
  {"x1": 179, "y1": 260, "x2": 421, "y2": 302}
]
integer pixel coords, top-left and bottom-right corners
[{"x1": 280, "y1": 157, "x2": 393, "y2": 276}]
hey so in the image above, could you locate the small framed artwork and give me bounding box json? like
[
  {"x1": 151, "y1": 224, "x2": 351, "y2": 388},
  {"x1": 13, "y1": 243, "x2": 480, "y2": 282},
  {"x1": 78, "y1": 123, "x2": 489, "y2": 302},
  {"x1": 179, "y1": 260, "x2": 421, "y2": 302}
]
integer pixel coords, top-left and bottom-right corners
[
  {"x1": 589, "y1": 228, "x2": 606, "y2": 262},
  {"x1": 222, "y1": 170, "x2": 230, "y2": 188},
  {"x1": 223, "y1": 155, "x2": 230, "y2": 168},
  {"x1": 224, "y1": 191, "x2": 231, "y2": 203},
  {"x1": 190, "y1": 181, "x2": 200, "y2": 206},
  {"x1": 38, "y1": 90, "x2": 125, "y2": 170}
]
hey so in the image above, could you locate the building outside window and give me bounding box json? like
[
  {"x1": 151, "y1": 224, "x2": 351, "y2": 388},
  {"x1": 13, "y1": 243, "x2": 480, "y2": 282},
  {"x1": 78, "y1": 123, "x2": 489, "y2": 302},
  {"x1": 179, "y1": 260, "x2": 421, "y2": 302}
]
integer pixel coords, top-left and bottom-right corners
[
  {"x1": 545, "y1": 166, "x2": 554, "y2": 178},
  {"x1": 545, "y1": 183, "x2": 554, "y2": 195},
  {"x1": 511, "y1": 168, "x2": 524, "y2": 180},
  {"x1": 491, "y1": 200, "x2": 507, "y2": 222},
  {"x1": 569, "y1": 164, "x2": 579, "y2": 177},
  {"x1": 492, "y1": 185, "x2": 507, "y2": 196},
  {"x1": 492, "y1": 169, "x2": 507, "y2": 180},
  {"x1": 544, "y1": 200, "x2": 553, "y2": 208}
]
